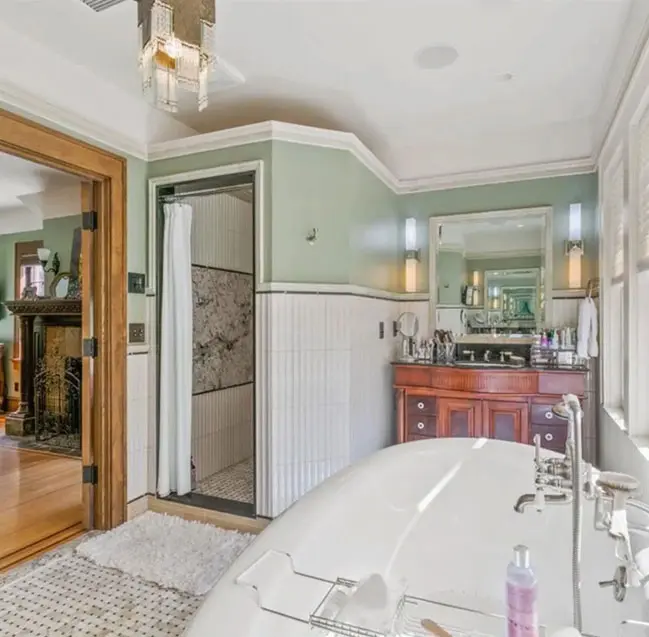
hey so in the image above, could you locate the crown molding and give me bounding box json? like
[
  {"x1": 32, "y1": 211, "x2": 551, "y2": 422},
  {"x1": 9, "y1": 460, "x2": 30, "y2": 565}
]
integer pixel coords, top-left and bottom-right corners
[
  {"x1": 397, "y1": 157, "x2": 596, "y2": 193},
  {"x1": 0, "y1": 80, "x2": 147, "y2": 159},
  {"x1": 0, "y1": 76, "x2": 600, "y2": 189},
  {"x1": 147, "y1": 120, "x2": 596, "y2": 195}
]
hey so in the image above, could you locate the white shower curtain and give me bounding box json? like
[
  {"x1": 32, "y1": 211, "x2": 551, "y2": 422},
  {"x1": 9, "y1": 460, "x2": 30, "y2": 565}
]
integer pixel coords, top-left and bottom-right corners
[{"x1": 158, "y1": 202, "x2": 193, "y2": 497}]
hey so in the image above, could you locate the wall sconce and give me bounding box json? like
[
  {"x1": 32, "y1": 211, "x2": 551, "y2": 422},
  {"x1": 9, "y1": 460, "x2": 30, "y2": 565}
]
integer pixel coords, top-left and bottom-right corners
[
  {"x1": 566, "y1": 203, "x2": 583, "y2": 289},
  {"x1": 405, "y1": 218, "x2": 419, "y2": 292},
  {"x1": 306, "y1": 228, "x2": 318, "y2": 245}
]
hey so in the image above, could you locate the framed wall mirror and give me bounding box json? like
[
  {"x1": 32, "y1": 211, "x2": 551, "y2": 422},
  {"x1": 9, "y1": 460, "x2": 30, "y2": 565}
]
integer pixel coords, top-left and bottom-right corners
[{"x1": 429, "y1": 206, "x2": 553, "y2": 335}]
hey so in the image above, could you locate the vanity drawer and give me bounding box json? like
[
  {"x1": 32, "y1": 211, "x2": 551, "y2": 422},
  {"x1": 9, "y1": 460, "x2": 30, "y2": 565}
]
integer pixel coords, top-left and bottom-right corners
[
  {"x1": 530, "y1": 404, "x2": 567, "y2": 427},
  {"x1": 530, "y1": 423, "x2": 567, "y2": 453},
  {"x1": 408, "y1": 415, "x2": 437, "y2": 438},
  {"x1": 407, "y1": 395, "x2": 436, "y2": 416}
]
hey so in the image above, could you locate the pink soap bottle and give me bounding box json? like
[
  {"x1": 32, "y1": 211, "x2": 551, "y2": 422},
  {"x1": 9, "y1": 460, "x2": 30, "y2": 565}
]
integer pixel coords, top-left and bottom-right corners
[{"x1": 506, "y1": 545, "x2": 539, "y2": 637}]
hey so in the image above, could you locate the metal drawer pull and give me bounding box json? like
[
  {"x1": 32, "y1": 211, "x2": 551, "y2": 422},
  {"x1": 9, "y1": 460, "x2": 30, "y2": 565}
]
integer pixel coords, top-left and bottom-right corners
[
  {"x1": 545, "y1": 433, "x2": 554, "y2": 442},
  {"x1": 417, "y1": 422, "x2": 425, "y2": 430},
  {"x1": 544, "y1": 411, "x2": 553, "y2": 420},
  {"x1": 417, "y1": 402, "x2": 425, "y2": 410}
]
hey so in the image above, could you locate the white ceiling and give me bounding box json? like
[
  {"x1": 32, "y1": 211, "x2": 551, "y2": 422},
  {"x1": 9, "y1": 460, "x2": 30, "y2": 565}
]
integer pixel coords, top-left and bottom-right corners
[
  {"x1": 0, "y1": 152, "x2": 79, "y2": 211},
  {"x1": 2, "y1": 0, "x2": 647, "y2": 181}
]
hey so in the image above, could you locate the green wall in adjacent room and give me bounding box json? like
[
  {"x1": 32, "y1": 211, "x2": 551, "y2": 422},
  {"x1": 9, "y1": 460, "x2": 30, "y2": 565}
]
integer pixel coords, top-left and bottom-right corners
[
  {"x1": 0, "y1": 215, "x2": 81, "y2": 398},
  {"x1": 400, "y1": 172, "x2": 599, "y2": 292}
]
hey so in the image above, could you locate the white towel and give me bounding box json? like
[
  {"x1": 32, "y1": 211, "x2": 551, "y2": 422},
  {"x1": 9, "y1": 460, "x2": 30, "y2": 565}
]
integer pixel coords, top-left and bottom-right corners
[{"x1": 576, "y1": 297, "x2": 598, "y2": 359}]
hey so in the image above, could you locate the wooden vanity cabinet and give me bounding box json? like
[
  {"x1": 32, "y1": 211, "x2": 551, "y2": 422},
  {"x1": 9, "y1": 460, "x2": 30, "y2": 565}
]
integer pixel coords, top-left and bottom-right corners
[{"x1": 394, "y1": 364, "x2": 592, "y2": 459}]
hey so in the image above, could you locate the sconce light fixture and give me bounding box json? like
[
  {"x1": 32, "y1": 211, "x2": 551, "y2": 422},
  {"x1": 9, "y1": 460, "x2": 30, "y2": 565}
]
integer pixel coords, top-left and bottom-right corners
[
  {"x1": 566, "y1": 203, "x2": 583, "y2": 289},
  {"x1": 405, "y1": 218, "x2": 419, "y2": 292},
  {"x1": 306, "y1": 228, "x2": 318, "y2": 245}
]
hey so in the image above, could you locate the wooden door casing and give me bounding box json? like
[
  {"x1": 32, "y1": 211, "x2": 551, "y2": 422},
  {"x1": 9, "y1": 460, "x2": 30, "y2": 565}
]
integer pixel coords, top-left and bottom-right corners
[
  {"x1": 437, "y1": 398, "x2": 481, "y2": 438},
  {"x1": 481, "y1": 401, "x2": 529, "y2": 443}
]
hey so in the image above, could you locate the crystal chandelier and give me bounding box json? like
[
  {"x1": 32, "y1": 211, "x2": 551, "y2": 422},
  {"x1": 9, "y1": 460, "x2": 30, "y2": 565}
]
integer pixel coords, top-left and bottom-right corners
[{"x1": 138, "y1": 0, "x2": 216, "y2": 113}]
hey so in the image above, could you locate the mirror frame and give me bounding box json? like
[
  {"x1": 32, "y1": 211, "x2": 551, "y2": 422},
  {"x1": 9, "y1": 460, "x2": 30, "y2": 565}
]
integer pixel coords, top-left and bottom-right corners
[{"x1": 428, "y1": 206, "x2": 553, "y2": 334}]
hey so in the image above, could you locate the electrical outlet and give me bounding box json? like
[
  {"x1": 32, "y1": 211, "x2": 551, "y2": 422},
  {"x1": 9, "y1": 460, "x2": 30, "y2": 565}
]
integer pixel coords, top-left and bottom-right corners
[
  {"x1": 128, "y1": 272, "x2": 146, "y2": 294},
  {"x1": 14, "y1": 382, "x2": 19, "y2": 392},
  {"x1": 128, "y1": 323, "x2": 146, "y2": 344},
  {"x1": 379, "y1": 321, "x2": 385, "y2": 339}
]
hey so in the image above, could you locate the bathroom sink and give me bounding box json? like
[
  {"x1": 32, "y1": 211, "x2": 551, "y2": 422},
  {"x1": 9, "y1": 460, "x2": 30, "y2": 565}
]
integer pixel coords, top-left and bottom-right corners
[{"x1": 454, "y1": 360, "x2": 526, "y2": 369}]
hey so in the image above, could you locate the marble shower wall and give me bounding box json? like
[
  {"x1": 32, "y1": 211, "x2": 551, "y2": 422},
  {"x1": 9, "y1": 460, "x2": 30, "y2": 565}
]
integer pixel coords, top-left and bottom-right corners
[{"x1": 189, "y1": 191, "x2": 254, "y2": 481}]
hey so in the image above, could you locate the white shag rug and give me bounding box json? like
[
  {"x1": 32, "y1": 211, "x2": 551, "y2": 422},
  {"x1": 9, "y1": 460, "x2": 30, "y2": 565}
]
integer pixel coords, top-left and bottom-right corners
[{"x1": 76, "y1": 511, "x2": 254, "y2": 596}]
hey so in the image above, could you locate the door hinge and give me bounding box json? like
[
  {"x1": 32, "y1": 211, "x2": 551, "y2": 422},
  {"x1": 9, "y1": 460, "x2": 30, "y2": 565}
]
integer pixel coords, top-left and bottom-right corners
[
  {"x1": 83, "y1": 337, "x2": 98, "y2": 358},
  {"x1": 82, "y1": 464, "x2": 98, "y2": 485},
  {"x1": 82, "y1": 210, "x2": 98, "y2": 231}
]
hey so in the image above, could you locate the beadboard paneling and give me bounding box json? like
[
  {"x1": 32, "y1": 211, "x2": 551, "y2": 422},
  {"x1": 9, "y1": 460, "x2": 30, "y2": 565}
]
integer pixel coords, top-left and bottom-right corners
[
  {"x1": 192, "y1": 384, "x2": 254, "y2": 482},
  {"x1": 261, "y1": 292, "x2": 400, "y2": 516},
  {"x1": 190, "y1": 192, "x2": 253, "y2": 273},
  {"x1": 127, "y1": 353, "x2": 149, "y2": 502},
  {"x1": 190, "y1": 191, "x2": 255, "y2": 483}
]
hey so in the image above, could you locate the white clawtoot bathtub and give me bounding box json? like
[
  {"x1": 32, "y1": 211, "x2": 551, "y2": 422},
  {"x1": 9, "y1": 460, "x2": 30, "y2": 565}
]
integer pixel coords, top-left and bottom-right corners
[{"x1": 186, "y1": 438, "x2": 647, "y2": 636}]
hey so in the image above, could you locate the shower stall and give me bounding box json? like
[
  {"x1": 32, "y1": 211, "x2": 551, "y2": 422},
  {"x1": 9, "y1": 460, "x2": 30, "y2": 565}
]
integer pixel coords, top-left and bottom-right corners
[{"x1": 156, "y1": 171, "x2": 256, "y2": 517}]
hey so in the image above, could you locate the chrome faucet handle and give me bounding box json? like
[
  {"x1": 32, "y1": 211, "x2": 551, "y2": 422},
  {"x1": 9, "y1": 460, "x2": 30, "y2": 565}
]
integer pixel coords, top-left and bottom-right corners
[{"x1": 599, "y1": 565, "x2": 628, "y2": 603}]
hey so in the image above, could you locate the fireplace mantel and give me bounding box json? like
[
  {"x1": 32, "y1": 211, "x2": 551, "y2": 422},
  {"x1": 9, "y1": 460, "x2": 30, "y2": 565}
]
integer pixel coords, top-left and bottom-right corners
[{"x1": 4, "y1": 298, "x2": 81, "y2": 317}]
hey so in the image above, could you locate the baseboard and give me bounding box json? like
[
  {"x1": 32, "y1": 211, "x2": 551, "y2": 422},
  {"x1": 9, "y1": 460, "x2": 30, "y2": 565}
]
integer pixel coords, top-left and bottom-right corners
[
  {"x1": 0, "y1": 523, "x2": 84, "y2": 572},
  {"x1": 126, "y1": 494, "x2": 150, "y2": 520},
  {"x1": 147, "y1": 495, "x2": 269, "y2": 534}
]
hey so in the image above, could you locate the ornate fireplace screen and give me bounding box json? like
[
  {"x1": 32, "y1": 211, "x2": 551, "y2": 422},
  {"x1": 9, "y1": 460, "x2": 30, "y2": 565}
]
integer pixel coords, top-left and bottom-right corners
[{"x1": 34, "y1": 354, "x2": 82, "y2": 448}]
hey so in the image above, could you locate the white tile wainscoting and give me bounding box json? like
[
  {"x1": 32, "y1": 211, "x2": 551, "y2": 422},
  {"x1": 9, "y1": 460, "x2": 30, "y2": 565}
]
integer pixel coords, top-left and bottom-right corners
[{"x1": 128, "y1": 288, "x2": 582, "y2": 518}]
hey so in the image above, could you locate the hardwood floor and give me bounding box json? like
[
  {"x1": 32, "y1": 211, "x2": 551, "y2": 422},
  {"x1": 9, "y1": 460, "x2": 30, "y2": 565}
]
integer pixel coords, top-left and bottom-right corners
[{"x1": 0, "y1": 446, "x2": 83, "y2": 570}]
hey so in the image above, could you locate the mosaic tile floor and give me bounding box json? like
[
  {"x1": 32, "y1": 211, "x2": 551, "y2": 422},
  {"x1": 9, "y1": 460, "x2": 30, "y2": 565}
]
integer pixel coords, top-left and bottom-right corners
[
  {"x1": 0, "y1": 555, "x2": 202, "y2": 637},
  {"x1": 195, "y1": 457, "x2": 253, "y2": 503}
]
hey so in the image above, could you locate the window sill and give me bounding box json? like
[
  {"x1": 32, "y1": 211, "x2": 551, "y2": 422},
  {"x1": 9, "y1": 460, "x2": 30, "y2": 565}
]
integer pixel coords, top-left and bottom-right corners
[
  {"x1": 604, "y1": 406, "x2": 649, "y2": 462},
  {"x1": 604, "y1": 405, "x2": 627, "y2": 432}
]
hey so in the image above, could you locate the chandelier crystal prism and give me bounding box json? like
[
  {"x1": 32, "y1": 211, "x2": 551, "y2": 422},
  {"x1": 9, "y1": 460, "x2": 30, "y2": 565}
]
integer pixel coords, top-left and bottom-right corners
[{"x1": 138, "y1": 0, "x2": 216, "y2": 113}]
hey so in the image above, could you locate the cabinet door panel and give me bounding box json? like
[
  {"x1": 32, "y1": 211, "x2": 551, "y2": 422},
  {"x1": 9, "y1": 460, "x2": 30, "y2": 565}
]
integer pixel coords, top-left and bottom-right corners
[
  {"x1": 438, "y1": 399, "x2": 481, "y2": 438},
  {"x1": 482, "y1": 401, "x2": 528, "y2": 443}
]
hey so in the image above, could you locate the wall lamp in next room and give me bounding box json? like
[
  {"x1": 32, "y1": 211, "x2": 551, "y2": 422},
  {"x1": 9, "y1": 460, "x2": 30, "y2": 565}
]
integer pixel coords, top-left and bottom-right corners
[{"x1": 405, "y1": 217, "x2": 420, "y2": 293}]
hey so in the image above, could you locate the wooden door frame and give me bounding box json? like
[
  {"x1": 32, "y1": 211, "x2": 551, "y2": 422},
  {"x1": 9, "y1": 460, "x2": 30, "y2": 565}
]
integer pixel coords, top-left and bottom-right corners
[{"x1": 0, "y1": 108, "x2": 127, "y2": 529}]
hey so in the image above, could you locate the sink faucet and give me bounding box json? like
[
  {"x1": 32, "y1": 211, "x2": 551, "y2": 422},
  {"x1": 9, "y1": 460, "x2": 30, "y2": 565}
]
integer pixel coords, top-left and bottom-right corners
[
  {"x1": 484, "y1": 349, "x2": 492, "y2": 362},
  {"x1": 514, "y1": 394, "x2": 649, "y2": 632}
]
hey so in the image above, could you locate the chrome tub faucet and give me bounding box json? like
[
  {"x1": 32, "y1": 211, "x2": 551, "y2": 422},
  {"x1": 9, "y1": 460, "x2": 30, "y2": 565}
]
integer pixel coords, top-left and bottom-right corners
[{"x1": 514, "y1": 394, "x2": 649, "y2": 632}]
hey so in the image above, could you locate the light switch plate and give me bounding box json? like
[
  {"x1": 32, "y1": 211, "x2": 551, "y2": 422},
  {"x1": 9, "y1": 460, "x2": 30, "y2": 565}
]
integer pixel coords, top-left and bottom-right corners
[
  {"x1": 128, "y1": 272, "x2": 146, "y2": 294},
  {"x1": 128, "y1": 323, "x2": 146, "y2": 344}
]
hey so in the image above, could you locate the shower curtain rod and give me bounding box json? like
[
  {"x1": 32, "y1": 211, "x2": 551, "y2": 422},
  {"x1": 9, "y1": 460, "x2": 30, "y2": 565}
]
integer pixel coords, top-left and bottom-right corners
[{"x1": 160, "y1": 184, "x2": 252, "y2": 201}]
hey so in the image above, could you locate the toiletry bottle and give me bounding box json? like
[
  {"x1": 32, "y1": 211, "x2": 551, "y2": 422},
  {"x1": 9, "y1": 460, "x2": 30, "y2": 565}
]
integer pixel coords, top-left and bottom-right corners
[{"x1": 506, "y1": 545, "x2": 539, "y2": 637}]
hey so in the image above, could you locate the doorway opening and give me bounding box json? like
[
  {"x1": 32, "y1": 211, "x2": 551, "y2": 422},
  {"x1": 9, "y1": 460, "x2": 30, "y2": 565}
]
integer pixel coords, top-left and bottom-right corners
[
  {"x1": 156, "y1": 171, "x2": 256, "y2": 518},
  {"x1": 0, "y1": 108, "x2": 127, "y2": 569}
]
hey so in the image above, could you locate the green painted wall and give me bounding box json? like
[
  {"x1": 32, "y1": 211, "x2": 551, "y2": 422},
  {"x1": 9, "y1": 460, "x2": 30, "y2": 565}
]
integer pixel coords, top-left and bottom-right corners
[
  {"x1": 400, "y1": 173, "x2": 599, "y2": 292},
  {"x1": 148, "y1": 141, "x2": 400, "y2": 291},
  {"x1": 0, "y1": 215, "x2": 81, "y2": 397},
  {"x1": 437, "y1": 251, "x2": 466, "y2": 305},
  {"x1": 349, "y1": 159, "x2": 400, "y2": 291},
  {"x1": 270, "y1": 143, "x2": 352, "y2": 284}
]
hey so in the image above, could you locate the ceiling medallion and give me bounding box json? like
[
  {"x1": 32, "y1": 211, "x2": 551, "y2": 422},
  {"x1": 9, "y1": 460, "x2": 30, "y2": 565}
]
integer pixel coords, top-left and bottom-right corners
[{"x1": 138, "y1": 0, "x2": 216, "y2": 113}]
